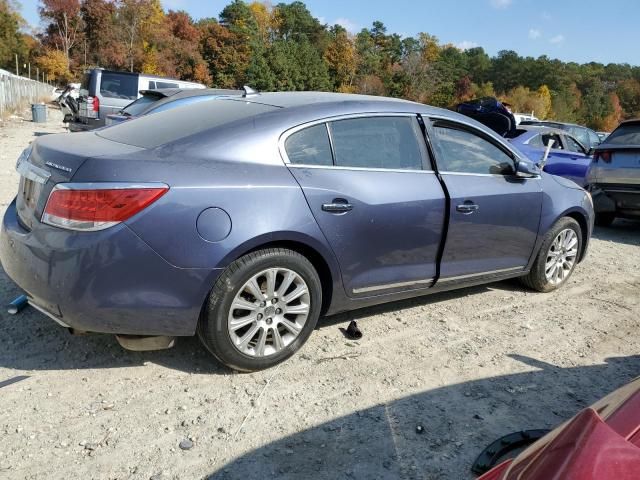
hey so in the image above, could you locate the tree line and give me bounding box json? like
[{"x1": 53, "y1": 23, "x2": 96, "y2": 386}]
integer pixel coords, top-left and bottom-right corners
[{"x1": 2, "y1": 0, "x2": 640, "y2": 130}]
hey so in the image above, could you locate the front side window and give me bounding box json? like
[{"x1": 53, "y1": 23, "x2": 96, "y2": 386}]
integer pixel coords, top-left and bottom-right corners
[
  {"x1": 328, "y1": 117, "x2": 424, "y2": 170},
  {"x1": 284, "y1": 124, "x2": 333, "y2": 166},
  {"x1": 569, "y1": 126, "x2": 590, "y2": 149},
  {"x1": 432, "y1": 123, "x2": 515, "y2": 175},
  {"x1": 100, "y1": 72, "x2": 138, "y2": 100},
  {"x1": 565, "y1": 135, "x2": 586, "y2": 154}
]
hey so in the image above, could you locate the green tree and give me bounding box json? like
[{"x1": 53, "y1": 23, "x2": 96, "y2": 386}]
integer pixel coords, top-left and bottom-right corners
[{"x1": 0, "y1": 0, "x2": 30, "y2": 71}]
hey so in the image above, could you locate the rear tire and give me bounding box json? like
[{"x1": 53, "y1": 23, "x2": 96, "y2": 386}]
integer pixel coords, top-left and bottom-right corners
[
  {"x1": 594, "y1": 212, "x2": 615, "y2": 227},
  {"x1": 197, "y1": 248, "x2": 322, "y2": 372},
  {"x1": 521, "y1": 217, "x2": 582, "y2": 293}
]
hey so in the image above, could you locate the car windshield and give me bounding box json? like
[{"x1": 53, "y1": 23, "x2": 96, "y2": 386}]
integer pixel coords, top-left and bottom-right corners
[
  {"x1": 121, "y1": 95, "x2": 163, "y2": 116},
  {"x1": 605, "y1": 123, "x2": 640, "y2": 145},
  {"x1": 96, "y1": 99, "x2": 278, "y2": 148}
]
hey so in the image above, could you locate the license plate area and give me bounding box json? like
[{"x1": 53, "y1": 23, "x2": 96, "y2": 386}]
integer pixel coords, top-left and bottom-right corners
[{"x1": 17, "y1": 177, "x2": 43, "y2": 230}]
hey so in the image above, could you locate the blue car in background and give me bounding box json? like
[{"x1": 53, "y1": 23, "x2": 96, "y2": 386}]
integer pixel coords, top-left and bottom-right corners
[
  {"x1": 510, "y1": 126, "x2": 592, "y2": 186},
  {"x1": 104, "y1": 87, "x2": 242, "y2": 126},
  {"x1": 0, "y1": 92, "x2": 594, "y2": 371}
]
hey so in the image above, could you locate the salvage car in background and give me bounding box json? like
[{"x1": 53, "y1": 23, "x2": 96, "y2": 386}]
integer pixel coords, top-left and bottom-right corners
[
  {"x1": 1, "y1": 92, "x2": 593, "y2": 371},
  {"x1": 511, "y1": 126, "x2": 592, "y2": 186},
  {"x1": 521, "y1": 120, "x2": 602, "y2": 150},
  {"x1": 69, "y1": 68, "x2": 204, "y2": 131},
  {"x1": 105, "y1": 88, "x2": 243, "y2": 126},
  {"x1": 587, "y1": 119, "x2": 640, "y2": 226},
  {"x1": 478, "y1": 377, "x2": 640, "y2": 480}
]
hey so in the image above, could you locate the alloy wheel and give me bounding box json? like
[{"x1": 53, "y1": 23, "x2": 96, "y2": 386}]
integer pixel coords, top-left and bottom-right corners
[
  {"x1": 227, "y1": 268, "x2": 310, "y2": 357},
  {"x1": 545, "y1": 228, "x2": 578, "y2": 286}
]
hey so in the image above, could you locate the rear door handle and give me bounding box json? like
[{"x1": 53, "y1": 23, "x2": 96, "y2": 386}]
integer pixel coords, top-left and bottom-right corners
[
  {"x1": 456, "y1": 203, "x2": 479, "y2": 214},
  {"x1": 322, "y1": 201, "x2": 353, "y2": 213}
]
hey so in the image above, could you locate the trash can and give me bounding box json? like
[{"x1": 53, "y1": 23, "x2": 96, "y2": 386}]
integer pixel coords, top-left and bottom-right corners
[{"x1": 31, "y1": 103, "x2": 47, "y2": 123}]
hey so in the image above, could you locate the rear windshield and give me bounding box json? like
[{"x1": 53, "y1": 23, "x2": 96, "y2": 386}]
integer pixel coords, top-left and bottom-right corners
[
  {"x1": 605, "y1": 123, "x2": 640, "y2": 145},
  {"x1": 100, "y1": 72, "x2": 138, "y2": 100},
  {"x1": 122, "y1": 94, "x2": 162, "y2": 116},
  {"x1": 96, "y1": 99, "x2": 279, "y2": 148}
]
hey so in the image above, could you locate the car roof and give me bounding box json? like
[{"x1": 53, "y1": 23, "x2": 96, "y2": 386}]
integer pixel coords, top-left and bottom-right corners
[{"x1": 98, "y1": 91, "x2": 503, "y2": 150}]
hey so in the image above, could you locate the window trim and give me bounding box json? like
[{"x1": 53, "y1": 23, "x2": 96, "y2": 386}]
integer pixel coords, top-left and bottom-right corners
[
  {"x1": 279, "y1": 113, "x2": 433, "y2": 172},
  {"x1": 427, "y1": 117, "x2": 523, "y2": 177}
]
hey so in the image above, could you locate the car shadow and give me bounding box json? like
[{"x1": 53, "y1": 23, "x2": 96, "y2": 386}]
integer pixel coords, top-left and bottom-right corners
[
  {"x1": 320, "y1": 280, "x2": 527, "y2": 330},
  {"x1": 205, "y1": 355, "x2": 640, "y2": 480},
  {"x1": 592, "y1": 219, "x2": 640, "y2": 247},
  {"x1": 1, "y1": 273, "x2": 530, "y2": 375}
]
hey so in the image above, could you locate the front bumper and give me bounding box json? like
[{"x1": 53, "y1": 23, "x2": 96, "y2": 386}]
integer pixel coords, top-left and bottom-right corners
[{"x1": 0, "y1": 199, "x2": 220, "y2": 336}]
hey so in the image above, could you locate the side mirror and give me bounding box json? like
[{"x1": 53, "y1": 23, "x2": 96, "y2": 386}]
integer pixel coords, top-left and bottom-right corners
[
  {"x1": 587, "y1": 147, "x2": 595, "y2": 157},
  {"x1": 516, "y1": 159, "x2": 541, "y2": 178}
]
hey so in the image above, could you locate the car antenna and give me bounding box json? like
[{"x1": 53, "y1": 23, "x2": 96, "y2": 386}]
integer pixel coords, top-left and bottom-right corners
[
  {"x1": 538, "y1": 140, "x2": 554, "y2": 169},
  {"x1": 242, "y1": 86, "x2": 259, "y2": 98}
]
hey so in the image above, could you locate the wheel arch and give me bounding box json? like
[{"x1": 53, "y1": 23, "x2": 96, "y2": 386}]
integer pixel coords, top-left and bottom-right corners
[
  {"x1": 563, "y1": 209, "x2": 590, "y2": 262},
  {"x1": 215, "y1": 233, "x2": 342, "y2": 316}
]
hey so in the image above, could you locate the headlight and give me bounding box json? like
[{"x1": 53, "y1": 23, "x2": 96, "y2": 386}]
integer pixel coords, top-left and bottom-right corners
[{"x1": 15, "y1": 144, "x2": 33, "y2": 170}]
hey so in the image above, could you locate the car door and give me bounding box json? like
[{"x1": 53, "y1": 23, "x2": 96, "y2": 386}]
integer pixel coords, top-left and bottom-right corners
[
  {"x1": 556, "y1": 134, "x2": 591, "y2": 186},
  {"x1": 428, "y1": 118, "x2": 543, "y2": 282},
  {"x1": 283, "y1": 115, "x2": 447, "y2": 297}
]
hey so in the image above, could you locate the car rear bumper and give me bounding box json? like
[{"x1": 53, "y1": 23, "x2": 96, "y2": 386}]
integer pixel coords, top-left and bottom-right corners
[
  {"x1": 0, "y1": 199, "x2": 220, "y2": 336},
  {"x1": 589, "y1": 183, "x2": 640, "y2": 218}
]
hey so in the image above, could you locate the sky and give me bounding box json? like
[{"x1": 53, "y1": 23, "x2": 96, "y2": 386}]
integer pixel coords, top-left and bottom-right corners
[{"x1": 17, "y1": 0, "x2": 640, "y2": 66}]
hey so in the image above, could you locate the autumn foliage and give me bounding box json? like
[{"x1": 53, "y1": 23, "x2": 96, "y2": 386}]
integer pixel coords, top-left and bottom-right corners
[{"x1": 2, "y1": 0, "x2": 640, "y2": 130}]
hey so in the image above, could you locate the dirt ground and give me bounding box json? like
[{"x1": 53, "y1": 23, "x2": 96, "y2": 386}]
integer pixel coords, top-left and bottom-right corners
[{"x1": 1, "y1": 107, "x2": 639, "y2": 480}]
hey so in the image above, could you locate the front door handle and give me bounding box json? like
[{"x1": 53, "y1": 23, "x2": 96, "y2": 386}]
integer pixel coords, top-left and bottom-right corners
[
  {"x1": 322, "y1": 200, "x2": 353, "y2": 213},
  {"x1": 456, "y1": 203, "x2": 479, "y2": 214}
]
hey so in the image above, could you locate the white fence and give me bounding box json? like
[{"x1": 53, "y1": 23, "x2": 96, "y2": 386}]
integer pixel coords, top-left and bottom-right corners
[{"x1": 0, "y1": 74, "x2": 53, "y2": 118}]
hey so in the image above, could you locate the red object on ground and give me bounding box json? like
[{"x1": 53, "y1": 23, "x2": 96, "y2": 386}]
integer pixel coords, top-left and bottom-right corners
[{"x1": 478, "y1": 377, "x2": 640, "y2": 480}]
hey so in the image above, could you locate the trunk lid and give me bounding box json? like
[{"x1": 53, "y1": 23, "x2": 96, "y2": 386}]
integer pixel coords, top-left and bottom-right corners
[{"x1": 15, "y1": 132, "x2": 144, "y2": 231}]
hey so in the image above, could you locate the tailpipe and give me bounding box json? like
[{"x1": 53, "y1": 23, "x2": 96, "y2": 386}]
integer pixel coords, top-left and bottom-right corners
[{"x1": 7, "y1": 295, "x2": 29, "y2": 315}]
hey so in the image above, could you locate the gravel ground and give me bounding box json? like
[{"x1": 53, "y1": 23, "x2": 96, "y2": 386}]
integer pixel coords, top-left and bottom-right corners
[{"x1": 1, "y1": 107, "x2": 639, "y2": 480}]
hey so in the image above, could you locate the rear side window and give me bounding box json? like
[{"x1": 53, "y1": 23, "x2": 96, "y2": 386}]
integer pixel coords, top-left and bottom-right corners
[
  {"x1": 285, "y1": 124, "x2": 333, "y2": 166},
  {"x1": 100, "y1": 72, "x2": 138, "y2": 100},
  {"x1": 328, "y1": 117, "x2": 424, "y2": 170},
  {"x1": 529, "y1": 133, "x2": 562, "y2": 149},
  {"x1": 432, "y1": 124, "x2": 515, "y2": 175},
  {"x1": 606, "y1": 124, "x2": 640, "y2": 145}
]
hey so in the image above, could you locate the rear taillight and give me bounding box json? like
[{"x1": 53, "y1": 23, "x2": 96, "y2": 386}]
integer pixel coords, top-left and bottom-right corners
[
  {"x1": 42, "y1": 183, "x2": 168, "y2": 231},
  {"x1": 593, "y1": 150, "x2": 612, "y2": 163},
  {"x1": 92, "y1": 96, "x2": 100, "y2": 112}
]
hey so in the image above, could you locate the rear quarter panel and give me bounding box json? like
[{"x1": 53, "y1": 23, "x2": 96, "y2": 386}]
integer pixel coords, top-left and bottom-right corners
[{"x1": 71, "y1": 125, "x2": 346, "y2": 306}]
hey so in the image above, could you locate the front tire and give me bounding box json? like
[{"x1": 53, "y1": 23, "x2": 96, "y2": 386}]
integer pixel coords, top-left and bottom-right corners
[
  {"x1": 197, "y1": 248, "x2": 322, "y2": 372},
  {"x1": 521, "y1": 217, "x2": 582, "y2": 293}
]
